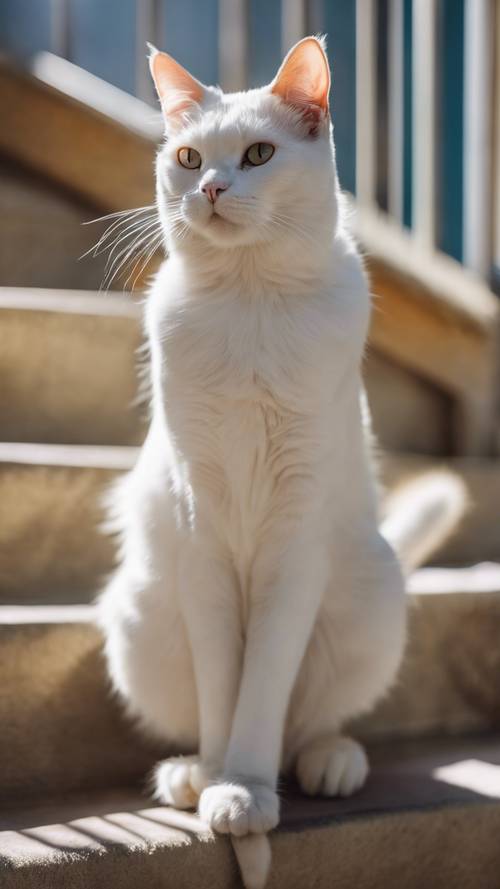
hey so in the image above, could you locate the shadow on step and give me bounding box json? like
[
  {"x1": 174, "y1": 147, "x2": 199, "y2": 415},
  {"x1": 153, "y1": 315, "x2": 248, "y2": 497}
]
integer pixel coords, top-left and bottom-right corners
[
  {"x1": 2, "y1": 735, "x2": 500, "y2": 839},
  {"x1": 280, "y1": 734, "x2": 500, "y2": 830}
]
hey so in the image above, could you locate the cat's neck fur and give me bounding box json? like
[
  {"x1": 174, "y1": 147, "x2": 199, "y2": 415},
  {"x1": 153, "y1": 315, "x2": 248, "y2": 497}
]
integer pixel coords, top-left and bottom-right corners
[
  {"x1": 160, "y1": 164, "x2": 340, "y2": 298},
  {"x1": 165, "y1": 227, "x2": 336, "y2": 303}
]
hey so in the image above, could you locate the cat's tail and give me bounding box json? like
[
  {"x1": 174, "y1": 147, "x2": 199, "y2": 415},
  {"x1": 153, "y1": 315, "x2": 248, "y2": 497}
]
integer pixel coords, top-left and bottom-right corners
[
  {"x1": 381, "y1": 469, "x2": 468, "y2": 573},
  {"x1": 231, "y1": 835, "x2": 272, "y2": 889}
]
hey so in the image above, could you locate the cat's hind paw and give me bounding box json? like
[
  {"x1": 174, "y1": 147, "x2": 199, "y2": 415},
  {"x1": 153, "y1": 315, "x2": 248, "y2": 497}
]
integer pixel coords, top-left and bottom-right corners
[
  {"x1": 153, "y1": 755, "x2": 209, "y2": 809},
  {"x1": 296, "y1": 736, "x2": 369, "y2": 798},
  {"x1": 199, "y1": 781, "x2": 279, "y2": 836}
]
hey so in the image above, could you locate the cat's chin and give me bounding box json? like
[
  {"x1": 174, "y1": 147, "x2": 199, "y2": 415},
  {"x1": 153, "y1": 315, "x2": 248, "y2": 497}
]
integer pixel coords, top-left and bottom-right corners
[{"x1": 190, "y1": 214, "x2": 264, "y2": 248}]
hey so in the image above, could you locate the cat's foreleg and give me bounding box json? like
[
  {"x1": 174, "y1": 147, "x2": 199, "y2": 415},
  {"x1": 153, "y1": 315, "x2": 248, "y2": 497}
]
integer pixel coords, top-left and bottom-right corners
[
  {"x1": 290, "y1": 535, "x2": 406, "y2": 800},
  {"x1": 156, "y1": 544, "x2": 244, "y2": 806},
  {"x1": 199, "y1": 534, "x2": 328, "y2": 835}
]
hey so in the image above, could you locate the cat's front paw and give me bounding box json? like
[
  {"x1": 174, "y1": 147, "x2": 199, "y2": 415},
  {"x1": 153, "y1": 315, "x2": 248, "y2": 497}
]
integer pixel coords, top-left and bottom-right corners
[
  {"x1": 199, "y1": 781, "x2": 279, "y2": 836},
  {"x1": 296, "y1": 736, "x2": 369, "y2": 798},
  {"x1": 154, "y1": 755, "x2": 214, "y2": 809}
]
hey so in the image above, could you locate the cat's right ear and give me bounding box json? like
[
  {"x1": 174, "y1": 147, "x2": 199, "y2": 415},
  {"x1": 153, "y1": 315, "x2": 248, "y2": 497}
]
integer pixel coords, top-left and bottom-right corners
[
  {"x1": 271, "y1": 36, "x2": 330, "y2": 134},
  {"x1": 149, "y1": 45, "x2": 205, "y2": 124}
]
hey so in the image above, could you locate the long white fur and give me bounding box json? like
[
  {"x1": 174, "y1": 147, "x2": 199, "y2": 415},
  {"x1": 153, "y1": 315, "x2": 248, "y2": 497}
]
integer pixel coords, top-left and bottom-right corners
[{"x1": 98, "y1": 38, "x2": 460, "y2": 889}]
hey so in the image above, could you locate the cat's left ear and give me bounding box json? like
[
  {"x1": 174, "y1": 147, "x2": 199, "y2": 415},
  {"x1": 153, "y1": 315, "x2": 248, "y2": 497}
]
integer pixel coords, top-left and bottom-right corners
[
  {"x1": 271, "y1": 36, "x2": 330, "y2": 133},
  {"x1": 149, "y1": 45, "x2": 206, "y2": 123}
]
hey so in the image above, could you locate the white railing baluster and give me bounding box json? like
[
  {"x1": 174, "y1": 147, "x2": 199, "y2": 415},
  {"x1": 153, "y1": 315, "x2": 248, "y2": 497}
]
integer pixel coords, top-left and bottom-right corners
[
  {"x1": 388, "y1": 0, "x2": 404, "y2": 221},
  {"x1": 218, "y1": 0, "x2": 247, "y2": 91},
  {"x1": 281, "y1": 0, "x2": 306, "y2": 54},
  {"x1": 463, "y1": 0, "x2": 494, "y2": 276},
  {"x1": 50, "y1": 0, "x2": 70, "y2": 59},
  {"x1": 136, "y1": 0, "x2": 160, "y2": 102},
  {"x1": 356, "y1": 0, "x2": 377, "y2": 206},
  {"x1": 412, "y1": 0, "x2": 437, "y2": 249}
]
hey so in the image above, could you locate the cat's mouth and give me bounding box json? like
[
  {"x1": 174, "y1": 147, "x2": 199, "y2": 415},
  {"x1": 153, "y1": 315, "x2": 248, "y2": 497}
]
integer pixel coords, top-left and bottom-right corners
[{"x1": 209, "y1": 210, "x2": 241, "y2": 229}]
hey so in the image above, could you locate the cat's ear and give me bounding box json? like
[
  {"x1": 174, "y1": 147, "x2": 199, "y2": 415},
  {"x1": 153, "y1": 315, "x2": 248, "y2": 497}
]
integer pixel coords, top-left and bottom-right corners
[
  {"x1": 271, "y1": 36, "x2": 330, "y2": 132},
  {"x1": 149, "y1": 45, "x2": 205, "y2": 122}
]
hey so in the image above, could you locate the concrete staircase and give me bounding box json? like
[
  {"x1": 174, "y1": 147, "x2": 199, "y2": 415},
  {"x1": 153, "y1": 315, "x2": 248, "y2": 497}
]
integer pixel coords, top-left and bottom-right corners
[{"x1": 1, "y1": 284, "x2": 500, "y2": 887}]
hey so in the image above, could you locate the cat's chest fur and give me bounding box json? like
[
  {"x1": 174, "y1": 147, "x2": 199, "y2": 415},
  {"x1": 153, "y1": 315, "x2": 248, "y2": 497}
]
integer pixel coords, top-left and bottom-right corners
[
  {"x1": 150, "y1": 281, "x2": 338, "y2": 546},
  {"x1": 155, "y1": 283, "x2": 335, "y2": 419}
]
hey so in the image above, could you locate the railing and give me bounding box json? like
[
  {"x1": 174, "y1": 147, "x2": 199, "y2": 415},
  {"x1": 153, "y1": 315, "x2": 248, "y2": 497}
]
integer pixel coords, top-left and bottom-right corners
[{"x1": 0, "y1": 0, "x2": 499, "y2": 290}]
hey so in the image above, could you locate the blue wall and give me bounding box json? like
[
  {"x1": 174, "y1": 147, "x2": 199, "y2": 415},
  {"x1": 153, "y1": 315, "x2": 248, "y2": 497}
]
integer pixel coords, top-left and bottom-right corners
[
  {"x1": 248, "y1": 0, "x2": 282, "y2": 87},
  {"x1": 0, "y1": 0, "x2": 53, "y2": 56},
  {"x1": 437, "y1": 0, "x2": 464, "y2": 262},
  {"x1": 161, "y1": 0, "x2": 218, "y2": 86},
  {"x1": 69, "y1": 0, "x2": 137, "y2": 94},
  {"x1": 323, "y1": 1, "x2": 357, "y2": 194}
]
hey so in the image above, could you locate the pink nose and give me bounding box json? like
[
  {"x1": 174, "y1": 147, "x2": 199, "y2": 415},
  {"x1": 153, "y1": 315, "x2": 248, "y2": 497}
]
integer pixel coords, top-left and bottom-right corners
[{"x1": 201, "y1": 181, "x2": 229, "y2": 203}]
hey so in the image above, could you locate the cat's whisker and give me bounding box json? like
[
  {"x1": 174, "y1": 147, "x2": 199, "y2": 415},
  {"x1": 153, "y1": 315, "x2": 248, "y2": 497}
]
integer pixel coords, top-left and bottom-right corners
[
  {"x1": 102, "y1": 218, "x2": 161, "y2": 269},
  {"x1": 102, "y1": 216, "x2": 161, "y2": 259},
  {"x1": 269, "y1": 213, "x2": 319, "y2": 247},
  {"x1": 81, "y1": 209, "x2": 159, "y2": 261},
  {"x1": 101, "y1": 242, "x2": 157, "y2": 292},
  {"x1": 165, "y1": 210, "x2": 186, "y2": 224},
  {"x1": 101, "y1": 231, "x2": 157, "y2": 287},
  {"x1": 82, "y1": 206, "x2": 155, "y2": 248},
  {"x1": 97, "y1": 211, "x2": 159, "y2": 249},
  {"x1": 100, "y1": 222, "x2": 163, "y2": 291},
  {"x1": 93, "y1": 221, "x2": 159, "y2": 267},
  {"x1": 123, "y1": 233, "x2": 165, "y2": 289},
  {"x1": 83, "y1": 204, "x2": 156, "y2": 226},
  {"x1": 127, "y1": 234, "x2": 165, "y2": 291}
]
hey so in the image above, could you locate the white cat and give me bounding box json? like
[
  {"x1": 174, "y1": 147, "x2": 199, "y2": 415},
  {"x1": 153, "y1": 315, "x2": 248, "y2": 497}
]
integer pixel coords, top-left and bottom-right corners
[{"x1": 99, "y1": 37, "x2": 464, "y2": 889}]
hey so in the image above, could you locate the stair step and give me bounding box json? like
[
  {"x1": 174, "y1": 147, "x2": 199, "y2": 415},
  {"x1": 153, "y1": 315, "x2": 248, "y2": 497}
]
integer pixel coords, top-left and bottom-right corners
[
  {"x1": 0, "y1": 287, "x2": 145, "y2": 446},
  {"x1": 0, "y1": 159, "x2": 113, "y2": 292},
  {"x1": 1, "y1": 736, "x2": 500, "y2": 888},
  {"x1": 3, "y1": 444, "x2": 500, "y2": 606},
  {"x1": 0, "y1": 605, "x2": 161, "y2": 799},
  {"x1": 0, "y1": 443, "x2": 137, "y2": 604},
  {"x1": 2, "y1": 582, "x2": 500, "y2": 800},
  {"x1": 353, "y1": 562, "x2": 500, "y2": 740}
]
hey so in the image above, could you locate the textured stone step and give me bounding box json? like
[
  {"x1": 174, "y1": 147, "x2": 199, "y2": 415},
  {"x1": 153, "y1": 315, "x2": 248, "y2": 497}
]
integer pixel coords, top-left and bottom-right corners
[
  {"x1": 0, "y1": 443, "x2": 138, "y2": 604},
  {"x1": 0, "y1": 605, "x2": 161, "y2": 799},
  {"x1": 0, "y1": 287, "x2": 145, "y2": 446},
  {"x1": 1, "y1": 736, "x2": 500, "y2": 889},
  {"x1": 2, "y1": 575, "x2": 500, "y2": 800}
]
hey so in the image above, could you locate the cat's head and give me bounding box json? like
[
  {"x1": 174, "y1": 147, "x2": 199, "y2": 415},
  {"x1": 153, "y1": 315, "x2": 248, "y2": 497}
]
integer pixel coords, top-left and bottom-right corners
[{"x1": 150, "y1": 37, "x2": 337, "y2": 250}]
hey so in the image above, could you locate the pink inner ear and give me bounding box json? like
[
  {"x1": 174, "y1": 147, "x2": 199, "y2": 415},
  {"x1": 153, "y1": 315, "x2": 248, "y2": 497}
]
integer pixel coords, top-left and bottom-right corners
[
  {"x1": 271, "y1": 37, "x2": 330, "y2": 118},
  {"x1": 150, "y1": 50, "x2": 204, "y2": 117}
]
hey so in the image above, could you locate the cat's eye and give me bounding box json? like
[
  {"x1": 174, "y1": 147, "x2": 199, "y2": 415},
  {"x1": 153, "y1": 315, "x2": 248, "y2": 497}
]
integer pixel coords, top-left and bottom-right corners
[
  {"x1": 243, "y1": 142, "x2": 275, "y2": 167},
  {"x1": 177, "y1": 147, "x2": 202, "y2": 169}
]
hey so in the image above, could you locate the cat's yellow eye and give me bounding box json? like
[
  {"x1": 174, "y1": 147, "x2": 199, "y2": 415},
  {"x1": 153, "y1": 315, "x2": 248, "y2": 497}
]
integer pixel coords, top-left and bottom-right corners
[
  {"x1": 177, "y1": 147, "x2": 202, "y2": 169},
  {"x1": 243, "y1": 142, "x2": 275, "y2": 167}
]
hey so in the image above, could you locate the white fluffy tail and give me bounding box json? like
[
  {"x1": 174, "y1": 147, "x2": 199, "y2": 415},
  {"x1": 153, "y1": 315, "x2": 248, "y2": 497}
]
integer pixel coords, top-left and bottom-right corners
[
  {"x1": 381, "y1": 470, "x2": 468, "y2": 573},
  {"x1": 231, "y1": 835, "x2": 272, "y2": 889}
]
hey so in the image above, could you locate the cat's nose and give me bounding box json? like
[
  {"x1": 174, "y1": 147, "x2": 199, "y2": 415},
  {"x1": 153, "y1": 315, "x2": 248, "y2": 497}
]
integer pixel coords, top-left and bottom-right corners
[{"x1": 201, "y1": 181, "x2": 229, "y2": 204}]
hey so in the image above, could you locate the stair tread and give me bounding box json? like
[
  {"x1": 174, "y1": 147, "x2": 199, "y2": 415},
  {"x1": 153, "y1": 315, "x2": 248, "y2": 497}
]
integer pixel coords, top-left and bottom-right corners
[
  {"x1": 0, "y1": 603, "x2": 95, "y2": 624},
  {"x1": 0, "y1": 441, "x2": 138, "y2": 469},
  {"x1": 0, "y1": 286, "x2": 141, "y2": 318},
  {"x1": 0, "y1": 289, "x2": 145, "y2": 447},
  {"x1": 1, "y1": 577, "x2": 500, "y2": 804},
  {"x1": 2, "y1": 736, "x2": 500, "y2": 888}
]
